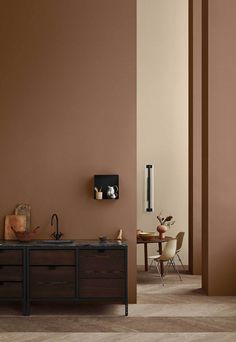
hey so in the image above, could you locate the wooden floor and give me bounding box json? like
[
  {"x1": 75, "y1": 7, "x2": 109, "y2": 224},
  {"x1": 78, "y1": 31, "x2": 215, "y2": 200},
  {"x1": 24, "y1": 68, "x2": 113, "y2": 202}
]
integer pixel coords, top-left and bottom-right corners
[{"x1": 0, "y1": 267, "x2": 235, "y2": 341}]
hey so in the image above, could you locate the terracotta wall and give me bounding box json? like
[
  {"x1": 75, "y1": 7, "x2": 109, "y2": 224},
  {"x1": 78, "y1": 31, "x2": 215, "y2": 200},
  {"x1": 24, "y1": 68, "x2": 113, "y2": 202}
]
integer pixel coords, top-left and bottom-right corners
[
  {"x1": 0, "y1": 0, "x2": 137, "y2": 302},
  {"x1": 202, "y1": 0, "x2": 236, "y2": 295}
]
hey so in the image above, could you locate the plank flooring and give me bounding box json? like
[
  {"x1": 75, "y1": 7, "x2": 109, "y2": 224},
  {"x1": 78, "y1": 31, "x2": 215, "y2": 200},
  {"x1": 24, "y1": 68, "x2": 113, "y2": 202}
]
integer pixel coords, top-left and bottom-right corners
[{"x1": 0, "y1": 268, "x2": 235, "y2": 341}]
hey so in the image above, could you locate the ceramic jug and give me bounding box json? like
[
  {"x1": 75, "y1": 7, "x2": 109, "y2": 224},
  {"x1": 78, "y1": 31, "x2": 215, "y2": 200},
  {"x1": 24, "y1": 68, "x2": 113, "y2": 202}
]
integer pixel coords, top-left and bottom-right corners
[{"x1": 107, "y1": 185, "x2": 118, "y2": 199}]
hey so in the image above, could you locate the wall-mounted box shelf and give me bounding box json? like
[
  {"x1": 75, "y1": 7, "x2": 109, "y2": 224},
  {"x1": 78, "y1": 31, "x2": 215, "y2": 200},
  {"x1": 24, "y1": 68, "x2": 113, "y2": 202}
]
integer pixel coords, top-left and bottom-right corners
[{"x1": 94, "y1": 175, "x2": 119, "y2": 200}]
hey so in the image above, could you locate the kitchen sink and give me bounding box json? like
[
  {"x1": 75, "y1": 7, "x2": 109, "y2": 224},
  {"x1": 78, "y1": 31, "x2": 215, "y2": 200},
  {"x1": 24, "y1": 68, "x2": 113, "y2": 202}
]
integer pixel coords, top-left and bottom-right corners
[{"x1": 37, "y1": 240, "x2": 74, "y2": 244}]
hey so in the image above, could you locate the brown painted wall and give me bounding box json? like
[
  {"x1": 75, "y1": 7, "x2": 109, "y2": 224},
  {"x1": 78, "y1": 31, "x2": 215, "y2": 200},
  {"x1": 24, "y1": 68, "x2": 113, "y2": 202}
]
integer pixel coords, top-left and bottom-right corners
[
  {"x1": 202, "y1": 0, "x2": 236, "y2": 295},
  {"x1": 0, "y1": 0, "x2": 137, "y2": 302},
  {"x1": 202, "y1": 0, "x2": 208, "y2": 292}
]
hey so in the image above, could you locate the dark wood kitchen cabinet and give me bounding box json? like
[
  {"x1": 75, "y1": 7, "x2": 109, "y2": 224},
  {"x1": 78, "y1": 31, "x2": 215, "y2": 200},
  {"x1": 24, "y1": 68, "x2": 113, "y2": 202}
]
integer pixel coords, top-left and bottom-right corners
[
  {"x1": 0, "y1": 242, "x2": 128, "y2": 316},
  {"x1": 0, "y1": 249, "x2": 24, "y2": 304},
  {"x1": 79, "y1": 249, "x2": 125, "y2": 299},
  {"x1": 29, "y1": 250, "x2": 76, "y2": 299}
]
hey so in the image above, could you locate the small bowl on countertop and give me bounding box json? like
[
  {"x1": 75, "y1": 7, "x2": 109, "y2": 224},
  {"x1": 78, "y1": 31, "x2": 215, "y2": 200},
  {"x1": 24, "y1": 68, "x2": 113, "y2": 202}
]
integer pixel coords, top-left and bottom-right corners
[{"x1": 99, "y1": 236, "x2": 108, "y2": 243}]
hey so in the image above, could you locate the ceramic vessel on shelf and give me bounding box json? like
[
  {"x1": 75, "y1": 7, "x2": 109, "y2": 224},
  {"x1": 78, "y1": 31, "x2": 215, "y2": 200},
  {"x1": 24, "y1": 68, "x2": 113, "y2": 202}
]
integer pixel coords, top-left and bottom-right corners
[
  {"x1": 156, "y1": 225, "x2": 167, "y2": 240},
  {"x1": 96, "y1": 191, "x2": 103, "y2": 200},
  {"x1": 107, "y1": 185, "x2": 118, "y2": 199}
]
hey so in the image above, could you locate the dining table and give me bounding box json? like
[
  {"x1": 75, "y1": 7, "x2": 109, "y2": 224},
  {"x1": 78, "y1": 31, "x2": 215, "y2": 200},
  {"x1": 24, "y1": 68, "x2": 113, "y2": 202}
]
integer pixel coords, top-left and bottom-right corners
[{"x1": 137, "y1": 236, "x2": 172, "y2": 276}]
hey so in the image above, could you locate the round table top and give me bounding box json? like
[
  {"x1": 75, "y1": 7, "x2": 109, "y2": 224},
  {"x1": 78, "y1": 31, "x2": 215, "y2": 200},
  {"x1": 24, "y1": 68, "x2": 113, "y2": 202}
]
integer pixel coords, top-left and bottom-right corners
[{"x1": 137, "y1": 236, "x2": 173, "y2": 244}]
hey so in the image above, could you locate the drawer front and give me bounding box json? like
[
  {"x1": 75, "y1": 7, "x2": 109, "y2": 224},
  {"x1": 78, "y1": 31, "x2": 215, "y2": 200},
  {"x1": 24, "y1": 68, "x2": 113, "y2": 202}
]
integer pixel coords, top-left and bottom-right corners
[
  {"x1": 79, "y1": 269, "x2": 124, "y2": 279},
  {"x1": 30, "y1": 266, "x2": 75, "y2": 298},
  {"x1": 0, "y1": 266, "x2": 22, "y2": 281},
  {"x1": 79, "y1": 250, "x2": 125, "y2": 275},
  {"x1": 30, "y1": 250, "x2": 75, "y2": 265},
  {"x1": 0, "y1": 250, "x2": 23, "y2": 265},
  {"x1": 79, "y1": 278, "x2": 124, "y2": 298},
  {"x1": 0, "y1": 282, "x2": 22, "y2": 298}
]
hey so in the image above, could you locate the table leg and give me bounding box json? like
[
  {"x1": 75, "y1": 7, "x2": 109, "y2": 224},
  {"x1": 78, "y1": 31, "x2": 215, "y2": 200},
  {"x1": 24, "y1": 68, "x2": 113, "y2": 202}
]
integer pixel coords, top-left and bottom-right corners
[
  {"x1": 144, "y1": 243, "x2": 148, "y2": 271},
  {"x1": 158, "y1": 242, "x2": 164, "y2": 276}
]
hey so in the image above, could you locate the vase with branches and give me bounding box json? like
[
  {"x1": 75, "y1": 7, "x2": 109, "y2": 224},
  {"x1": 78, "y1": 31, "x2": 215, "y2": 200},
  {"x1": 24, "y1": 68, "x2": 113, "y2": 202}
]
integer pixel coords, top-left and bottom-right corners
[{"x1": 156, "y1": 213, "x2": 175, "y2": 240}]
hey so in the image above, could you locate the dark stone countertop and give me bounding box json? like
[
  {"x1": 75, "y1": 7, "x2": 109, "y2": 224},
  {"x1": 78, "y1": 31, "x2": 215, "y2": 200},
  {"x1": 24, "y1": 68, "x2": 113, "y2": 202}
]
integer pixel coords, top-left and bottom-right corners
[{"x1": 0, "y1": 239, "x2": 127, "y2": 248}]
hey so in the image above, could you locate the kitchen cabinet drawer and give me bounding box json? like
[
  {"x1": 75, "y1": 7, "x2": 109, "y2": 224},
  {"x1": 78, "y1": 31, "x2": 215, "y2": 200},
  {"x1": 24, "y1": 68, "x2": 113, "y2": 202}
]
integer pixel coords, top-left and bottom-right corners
[
  {"x1": 79, "y1": 250, "x2": 125, "y2": 273},
  {"x1": 79, "y1": 269, "x2": 124, "y2": 279},
  {"x1": 30, "y1": 250, "x2": 75, "y2": 265},
  {"x1": 0, "y1": 250, "x2": 22, "y2": 265},
  {"x1": 0, "y1": 266, "x2": 22, "y2": 281},
  {"x1": 79, "y1": 278, "x2": 125, "y2": 298},
  {"x1": 30, "y1": 266, "x2": 75, "y2": 298},
  {"x1": 0, "y1": 282, "x2": 22, "y2": 298}
]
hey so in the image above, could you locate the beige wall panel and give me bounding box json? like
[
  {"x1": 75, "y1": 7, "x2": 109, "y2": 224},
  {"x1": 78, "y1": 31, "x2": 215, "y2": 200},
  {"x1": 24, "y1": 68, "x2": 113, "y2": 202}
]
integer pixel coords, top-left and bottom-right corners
[{"x1": 137, "y1": 0, "x2": 189, "y2": 265}]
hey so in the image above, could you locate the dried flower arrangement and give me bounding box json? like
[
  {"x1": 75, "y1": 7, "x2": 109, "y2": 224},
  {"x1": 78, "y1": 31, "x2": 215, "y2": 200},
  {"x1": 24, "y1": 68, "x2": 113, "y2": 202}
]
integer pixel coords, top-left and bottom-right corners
[{"x1": 157, "y1": 214, "x2": 175, "y2": 229}]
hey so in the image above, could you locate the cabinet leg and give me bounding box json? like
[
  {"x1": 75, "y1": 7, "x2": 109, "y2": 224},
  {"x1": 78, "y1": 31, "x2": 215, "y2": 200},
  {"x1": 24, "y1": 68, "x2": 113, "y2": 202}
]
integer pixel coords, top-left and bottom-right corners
[
  {"x1": 125, "y1": 304, "x2": 128, "y2": 316},
  {"x1": 23, "y1": 301, "x2": 30, "y2": 316}
]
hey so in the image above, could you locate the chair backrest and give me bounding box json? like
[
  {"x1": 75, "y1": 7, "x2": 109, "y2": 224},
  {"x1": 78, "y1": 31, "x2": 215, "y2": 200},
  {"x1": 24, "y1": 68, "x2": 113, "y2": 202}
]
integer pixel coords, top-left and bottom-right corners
[
  {"x1": 160, "y1": 239, "x2": 177, "y2": 261},
  {"x1": 176, "y1": 232, "x2": 185, "y2": 252}
]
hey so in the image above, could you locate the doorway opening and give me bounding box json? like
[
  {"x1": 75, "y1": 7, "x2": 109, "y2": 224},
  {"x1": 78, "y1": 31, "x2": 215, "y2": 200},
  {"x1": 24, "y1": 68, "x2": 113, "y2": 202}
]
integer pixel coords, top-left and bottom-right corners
[{"x1": 136, "y1": 0, "x2": 201, "y2": 302}]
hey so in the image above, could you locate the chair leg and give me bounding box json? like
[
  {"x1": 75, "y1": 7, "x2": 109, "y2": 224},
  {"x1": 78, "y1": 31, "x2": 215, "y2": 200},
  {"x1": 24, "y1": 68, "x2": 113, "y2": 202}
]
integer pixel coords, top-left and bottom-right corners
[
  {"x1": 170, "y1": 259, "x2": 182, "y2": 281},
  {"x1": 165, "y1": 260, "x2": 171, "y2": 275},
  {"x1": 155, "y1": 261, "x2": 164, "y2": 286},
  {"x1": 148, "y1": 259, "x2": 155, "y2": 271},
  {"x1": 176, "y1": 252, "x2": 185, "y2": 271}
]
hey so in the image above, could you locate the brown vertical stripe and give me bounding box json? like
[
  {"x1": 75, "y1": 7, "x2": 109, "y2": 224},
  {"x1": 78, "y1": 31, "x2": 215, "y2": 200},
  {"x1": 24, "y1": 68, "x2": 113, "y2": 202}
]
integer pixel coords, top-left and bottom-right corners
[{"x1": 202, "y1": 0, "x2": 208, "y2": 293}]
